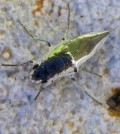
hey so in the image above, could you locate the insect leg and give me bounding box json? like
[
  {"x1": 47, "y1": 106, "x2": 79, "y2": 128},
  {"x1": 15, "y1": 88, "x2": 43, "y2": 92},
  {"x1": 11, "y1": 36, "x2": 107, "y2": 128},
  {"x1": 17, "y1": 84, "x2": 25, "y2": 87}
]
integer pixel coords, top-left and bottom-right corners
[
  {"x1": 72, "y1": 59, "x2": 101, "y2": 77},
  {"x1": 71, "y1": 60, "x2": 78, "y2": 73},
  {"x1": 17, "y1": 20, "x2": 51, "y2": 47},
  {"x1": 1, "y1": 60, "x2": 33, "y2": 67},
  {"x1": 80, "y1": 67, "x2": 102, "y2": 78},
  {"x1": 34, "y1": 87, "x2": 43, "y2": 100},
  {"x1": 71, "y1": 78, "x2": 103, "y2": 105},
  {"x1": 62, "y1": 4, "x2": 70, "y2": 40},
  {"x1": 84, "y1": 90, "x2": 103, "y2": 105},
  {"x1": 74, "y1": 67, "x2": 78, "y2": 72}
]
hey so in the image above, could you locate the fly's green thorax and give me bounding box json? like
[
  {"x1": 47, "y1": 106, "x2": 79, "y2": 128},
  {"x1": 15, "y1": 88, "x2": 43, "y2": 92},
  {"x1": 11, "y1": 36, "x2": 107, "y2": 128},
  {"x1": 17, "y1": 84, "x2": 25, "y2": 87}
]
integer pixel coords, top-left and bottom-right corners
[{"x1": 47, "y1": 31, "x2": 109, "y2": 61}]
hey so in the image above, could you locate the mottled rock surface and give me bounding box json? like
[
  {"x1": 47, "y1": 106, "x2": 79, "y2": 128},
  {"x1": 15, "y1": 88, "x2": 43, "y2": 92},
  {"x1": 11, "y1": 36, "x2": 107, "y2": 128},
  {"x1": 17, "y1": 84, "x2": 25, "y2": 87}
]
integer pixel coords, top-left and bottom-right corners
[{"x1": 0, "y1": 0, "x2": 120, "y2": 134}]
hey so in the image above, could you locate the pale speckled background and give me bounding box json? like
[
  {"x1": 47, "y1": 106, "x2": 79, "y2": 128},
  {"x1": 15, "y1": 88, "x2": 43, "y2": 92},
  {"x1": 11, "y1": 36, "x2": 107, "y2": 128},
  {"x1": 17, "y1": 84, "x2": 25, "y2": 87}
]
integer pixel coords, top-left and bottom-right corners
[{"x1": 0, "y1": 0, "x2": 120, "y2": 134}]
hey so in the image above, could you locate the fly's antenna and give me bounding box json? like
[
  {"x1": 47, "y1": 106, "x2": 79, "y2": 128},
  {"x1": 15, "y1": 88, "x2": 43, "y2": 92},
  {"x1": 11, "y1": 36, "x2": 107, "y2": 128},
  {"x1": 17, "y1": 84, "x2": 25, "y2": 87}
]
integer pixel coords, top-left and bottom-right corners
[
  {"x1": 63, "y1": 3, "x2": 70, "y2": 40},
  {"x1": 17, "y1": 20, "x2": 51, "y2": 47},
  {"x1": 1, "y1": 60, "x2": 33, "y2": 67}
]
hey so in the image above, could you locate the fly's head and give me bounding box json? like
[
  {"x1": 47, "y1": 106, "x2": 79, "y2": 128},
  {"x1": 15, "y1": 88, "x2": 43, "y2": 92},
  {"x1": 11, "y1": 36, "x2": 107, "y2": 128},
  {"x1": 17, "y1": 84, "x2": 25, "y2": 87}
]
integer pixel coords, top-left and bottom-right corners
[{"x1": 30, "y1": 64, "x2": 47, "y2": 84}]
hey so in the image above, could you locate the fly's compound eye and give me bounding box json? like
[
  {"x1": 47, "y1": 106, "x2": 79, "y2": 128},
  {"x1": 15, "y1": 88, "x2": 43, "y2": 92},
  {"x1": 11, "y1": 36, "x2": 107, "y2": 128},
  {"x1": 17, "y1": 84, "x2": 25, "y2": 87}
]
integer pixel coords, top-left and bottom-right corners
[{"x1": 33, "y1": 64, "x2": 39, "y2": 70}]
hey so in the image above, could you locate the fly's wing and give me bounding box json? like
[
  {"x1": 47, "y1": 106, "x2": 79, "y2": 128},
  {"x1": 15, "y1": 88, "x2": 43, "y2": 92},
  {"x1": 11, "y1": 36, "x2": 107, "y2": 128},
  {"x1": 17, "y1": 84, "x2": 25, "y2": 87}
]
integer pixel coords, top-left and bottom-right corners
[
  {"x1": 47, "y1": 31, "x2": 109, "y2": 61},
  {"x1": 64, "y1": 31, "x2": 109, "y2": 61}
]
